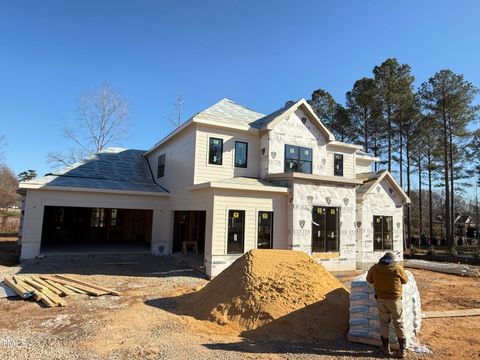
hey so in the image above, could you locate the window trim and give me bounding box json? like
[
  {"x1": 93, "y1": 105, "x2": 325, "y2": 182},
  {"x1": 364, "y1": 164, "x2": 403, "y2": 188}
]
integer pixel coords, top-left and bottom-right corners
[
  {"x1": 208, "y1": 137, "x2": 224, "y2": 166},
  {"x1": 373, "y1": 215, "x2": 394, "y2": 251},
  {"x1": 157, "y1": 153, "x2": 166, "y2": 178},
  {"x1": 234, "y1": 141, "x2": 248, "y2": 168},
  {"x1": 284, "y1": 144, "x2": 313, "y2": 174},
  {"x1": 334, "y1": 153, "x2": 344, "y2": 177}
]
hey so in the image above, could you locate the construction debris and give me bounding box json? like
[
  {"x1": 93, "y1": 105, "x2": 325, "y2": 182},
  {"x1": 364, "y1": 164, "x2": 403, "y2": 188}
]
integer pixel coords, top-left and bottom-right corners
[
  {"x1": 422, "y1": 308, "x2": 480, "y2": 319},
  {"x1": 1, "y1": 274, "x2": 120, "y2": 307}
]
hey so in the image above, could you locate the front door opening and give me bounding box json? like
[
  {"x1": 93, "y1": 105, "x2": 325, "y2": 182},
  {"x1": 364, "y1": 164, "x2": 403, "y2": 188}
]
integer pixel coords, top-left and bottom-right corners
[
  {"x1": 257, "y1": 211, "x2": 273, "y2": 249},
  {"x1": 312, "y1": 206, "x2": 340, "y2": 252},
  {"x1": 172, "y1": 211, "x2": 206, "y2": 254},
  {"x1": 227, "y1": 210, "x2": 245, "y2": 254}
]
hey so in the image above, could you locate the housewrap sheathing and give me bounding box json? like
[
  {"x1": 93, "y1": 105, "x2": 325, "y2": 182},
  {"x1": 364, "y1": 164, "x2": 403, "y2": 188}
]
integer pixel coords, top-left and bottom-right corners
[
  {"x1": 289, "y1": 182, "x2": 357, "y2": 271},
  {"x1": 260, "y1": 108, "x2": 329, "y2": 178},
  {"x1": 356, "y1": 178, "x2": 404, "y2": 269}
]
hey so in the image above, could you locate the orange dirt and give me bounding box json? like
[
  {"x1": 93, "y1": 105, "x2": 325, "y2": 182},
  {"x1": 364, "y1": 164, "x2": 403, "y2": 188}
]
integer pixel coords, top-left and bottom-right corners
[{"x1": 179, "y1": 249, "x2": 350, "y2": 341}]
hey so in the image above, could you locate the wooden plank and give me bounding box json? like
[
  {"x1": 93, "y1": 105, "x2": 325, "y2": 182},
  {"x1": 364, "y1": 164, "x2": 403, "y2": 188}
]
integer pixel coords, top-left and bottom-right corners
[
  {"x1": 39, "y1": 275, "x2": 108, "y2": 296},
  {"x1": 3, "y1": 277, "x2": 34, "y2": 299},
  {"x1": 21, "y1": 277, "x2": 66, "y2": 306},
  {"x1": 30, "y1": 276, "x2": 63, "y2": 296},
  {"x1": 63, "y1": 284, "x2": 88, "y2": 295},
  {"x1": 12, "y1": 276, "x2": 56, "y2": 307},
  {"x1": 348, "y1": 335, "x2": 399, "y2": 350},
  {"x1": 423, "y1": 309, "x2": 480, "y2": 319},
  {"x1": 54, "y1": 275, "x2": 121, "y2": 296},
  {"x1": 44, "y1": 279, "x2": 75, "y2": 296}
]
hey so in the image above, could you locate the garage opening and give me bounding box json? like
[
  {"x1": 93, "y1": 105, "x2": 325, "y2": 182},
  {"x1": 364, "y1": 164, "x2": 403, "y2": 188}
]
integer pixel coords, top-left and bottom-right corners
[
  {"x1": 41, "y1": 206, "x2": 153, "y2": 252},
  {"x1": 173, "y1": 211, "x2": 206, "y2": 255}
]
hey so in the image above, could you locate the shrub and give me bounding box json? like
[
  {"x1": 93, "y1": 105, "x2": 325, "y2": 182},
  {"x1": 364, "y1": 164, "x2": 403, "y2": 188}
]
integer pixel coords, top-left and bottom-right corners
[{"x1": 427, "y1": 245, "x2": 436, "y2": 256}]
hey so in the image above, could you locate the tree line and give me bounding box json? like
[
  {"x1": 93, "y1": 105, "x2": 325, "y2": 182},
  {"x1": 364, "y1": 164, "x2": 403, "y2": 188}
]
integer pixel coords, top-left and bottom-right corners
[{"x1": 308, "y1": 58, "x2": 479, "y2": 248}]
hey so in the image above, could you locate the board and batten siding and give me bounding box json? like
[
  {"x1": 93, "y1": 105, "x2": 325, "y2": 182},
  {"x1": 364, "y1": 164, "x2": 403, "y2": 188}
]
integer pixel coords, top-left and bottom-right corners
[
  {"x1": 207, "y1": 189, "x2": 287, "y2": 277},
  {"x1": 194, "y1": 124, "x2": 260, "y2": 184}
]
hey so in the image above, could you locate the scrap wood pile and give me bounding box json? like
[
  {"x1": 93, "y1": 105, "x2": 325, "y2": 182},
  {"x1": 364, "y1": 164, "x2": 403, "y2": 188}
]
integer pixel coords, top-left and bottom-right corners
[{"x1": 3, "y1": 274, "x2": 121, "y2": 307}]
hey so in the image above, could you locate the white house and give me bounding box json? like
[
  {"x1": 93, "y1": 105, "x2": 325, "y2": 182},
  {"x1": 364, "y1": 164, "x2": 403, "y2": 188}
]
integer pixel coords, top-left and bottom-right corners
[{"x1": 18, "y1": 98, "x2": 410, "y2": 277}]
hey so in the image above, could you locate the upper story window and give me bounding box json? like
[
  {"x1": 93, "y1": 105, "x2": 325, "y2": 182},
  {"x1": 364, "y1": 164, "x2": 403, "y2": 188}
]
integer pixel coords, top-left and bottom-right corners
[
  {"x1": 234, "y1": 141, "x2": 248, "y2": 168},
  {"x1": 334, "y1": 153, "x2": 343, "y2": 176},
  {"x1": 157, "y1": 154, "x2": 165, "y2": 178},
  {"x1": 209, "y1": 137, "x2": 223, "y2": 165},
  {"x1": 284, "y1": 144, "x2": 312, "y2": 174}
]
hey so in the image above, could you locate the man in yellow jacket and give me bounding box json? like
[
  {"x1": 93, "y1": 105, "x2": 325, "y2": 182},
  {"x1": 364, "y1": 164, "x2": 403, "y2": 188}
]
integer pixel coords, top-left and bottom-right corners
[{"x1": 367, "y1": 251, "x2": 408, "y2": 358}]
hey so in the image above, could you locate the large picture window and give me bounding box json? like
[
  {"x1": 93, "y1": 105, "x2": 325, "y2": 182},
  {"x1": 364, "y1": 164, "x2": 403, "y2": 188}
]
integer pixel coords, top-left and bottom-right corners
[
  {"x1": 373, "y1": 215, "x2": 393, "y2": 251},
  {"x1": 234, "y1": 141, "x2": 248, "y2": 168},
  {"x1": 227, "y1": 210, "x2": 245, "y2": 254},
  {"x1": 334, "y1": 153, "x2": 343, "y2": 176},
  {"x1": 284, "y1": 144, "x2": 312, "y2": 174},
  {"x1": 312, "y1": 206, "x2": 340, "y2": 252},
  {"x1": 209, "y1": 137, "x2": 223, "y2": 165}
]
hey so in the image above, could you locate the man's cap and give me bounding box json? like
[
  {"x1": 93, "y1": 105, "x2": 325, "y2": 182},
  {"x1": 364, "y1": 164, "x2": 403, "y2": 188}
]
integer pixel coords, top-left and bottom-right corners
[{"x1": 384, "y1": 251, "x2": 396, "y2": 260}]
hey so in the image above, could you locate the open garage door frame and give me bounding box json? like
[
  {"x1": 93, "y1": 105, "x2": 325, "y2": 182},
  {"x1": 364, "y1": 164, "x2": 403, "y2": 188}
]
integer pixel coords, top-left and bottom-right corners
[{"x1": 41, "y1": 205, "x2": 153, "y2": 252}]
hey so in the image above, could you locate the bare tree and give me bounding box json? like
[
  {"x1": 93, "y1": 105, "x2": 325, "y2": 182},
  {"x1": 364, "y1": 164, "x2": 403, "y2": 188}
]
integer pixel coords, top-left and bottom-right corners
[
  {"x1": 0, "y1": 165, "x2": 19, "y2": 210},
  {"x1": 48, "y1": 83, "x2": 130, "y2": 168}
]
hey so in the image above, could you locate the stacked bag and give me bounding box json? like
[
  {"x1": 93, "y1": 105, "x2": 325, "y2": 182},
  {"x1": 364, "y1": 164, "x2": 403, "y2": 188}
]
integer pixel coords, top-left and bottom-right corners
[{"x1": 349, "y1": 271, "x2": 422, "y2": 348}]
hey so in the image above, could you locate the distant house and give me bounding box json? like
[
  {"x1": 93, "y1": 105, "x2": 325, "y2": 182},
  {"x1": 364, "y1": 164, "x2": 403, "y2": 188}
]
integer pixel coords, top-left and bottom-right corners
[
  {"x1": 18, "y1": 98, "x2": 410, "y2": 277},
  {"x1": 454, "y1": 213, "x2": 472, "y2": 238}
]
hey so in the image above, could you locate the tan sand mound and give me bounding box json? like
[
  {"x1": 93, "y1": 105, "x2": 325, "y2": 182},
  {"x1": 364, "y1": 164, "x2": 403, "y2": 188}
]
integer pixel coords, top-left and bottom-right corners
[{"x1": 179, "y1": 249, "x2": 349, "y2": 341}]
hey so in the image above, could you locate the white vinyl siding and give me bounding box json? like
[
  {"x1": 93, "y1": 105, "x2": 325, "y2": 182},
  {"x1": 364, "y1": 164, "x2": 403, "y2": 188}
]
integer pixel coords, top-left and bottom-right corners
[{"x1": 194, "y1": 124, "x2": 259, "y2": 183}]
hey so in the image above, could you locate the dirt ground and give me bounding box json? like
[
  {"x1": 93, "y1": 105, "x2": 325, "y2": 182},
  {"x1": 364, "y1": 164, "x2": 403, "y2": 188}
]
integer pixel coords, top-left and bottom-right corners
[{"x1": 0, "y1": 251, "x2": 479, "y2": 359}]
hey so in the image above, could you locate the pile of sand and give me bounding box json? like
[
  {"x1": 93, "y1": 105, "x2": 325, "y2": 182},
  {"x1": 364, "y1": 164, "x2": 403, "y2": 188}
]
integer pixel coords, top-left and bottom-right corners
[{"x1": 179, "y1": 249, "x2": 349, "y2": 341}]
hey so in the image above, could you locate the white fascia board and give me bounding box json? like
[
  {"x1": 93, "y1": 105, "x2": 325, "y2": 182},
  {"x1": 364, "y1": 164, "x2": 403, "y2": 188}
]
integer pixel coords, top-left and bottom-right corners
[
  {"x1": 192, "y1": 118, "x2": 259, "y2": 133},
  {"x1": 327, "y1": 141, "x2": 363, "y2": 151},
  {"x1": 356, "y1": 154, "x2": 381, "y2": 162},
  {"x1": 187, "y1": 182, "x2": 289, "y2": 194},
  {"x1": 267, "y1": 172, "x2": 363, "y2": 186},
  {"x1": 20, "y1": 184, "x2": 169, "y2": 197}
]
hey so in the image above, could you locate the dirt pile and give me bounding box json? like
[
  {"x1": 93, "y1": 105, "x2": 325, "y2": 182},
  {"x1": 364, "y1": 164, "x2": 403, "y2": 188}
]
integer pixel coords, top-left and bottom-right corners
[{"x1": 179, "y1": 249, "x2": 349, "y2": 341}]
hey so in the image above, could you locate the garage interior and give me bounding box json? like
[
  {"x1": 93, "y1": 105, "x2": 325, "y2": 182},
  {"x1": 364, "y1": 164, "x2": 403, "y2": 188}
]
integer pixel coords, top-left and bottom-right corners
[{"x1": 41, "y1": 206, "x2": 153, "y2": 253}]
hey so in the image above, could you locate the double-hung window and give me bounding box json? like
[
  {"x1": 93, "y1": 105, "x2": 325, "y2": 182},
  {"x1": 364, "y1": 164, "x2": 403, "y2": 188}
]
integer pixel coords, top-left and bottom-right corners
[
  {"x1": 209, "y1": 138, "x2": 223, "y2": 165},
  {"x1": 157, "y1": 154, "x2": 165, "y2": 178},
  {"x1": 284, "y1": 145, "x2": 312, "y2": 174},
  {"x1": 373, "y1": 216, "x2": 393, "y2": 251},
  {"x1": 234, "y1": 141, "x2": 248, "y2": 168}
]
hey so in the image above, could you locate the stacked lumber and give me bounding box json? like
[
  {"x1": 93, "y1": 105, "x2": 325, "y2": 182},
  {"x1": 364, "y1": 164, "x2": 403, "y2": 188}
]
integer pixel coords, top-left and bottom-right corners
[{"x1": 2, "y1": 274, "x2": 121, "y2": 308}]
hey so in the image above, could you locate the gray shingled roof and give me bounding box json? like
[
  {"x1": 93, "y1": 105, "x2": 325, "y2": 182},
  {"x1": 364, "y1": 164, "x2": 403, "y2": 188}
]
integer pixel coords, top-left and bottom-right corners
[
  {"x1": 249, "y1": 100, "x2": 298, "y2": 129},
  {"x1": 195, "y1": 98, "x2": 265, "y2": 127},
  {"x1": 22, "y1": 148, "x2": 167, "y2": 194},
  {"x1": 356, "y1": 170, "x2": 386, "y2": 195}
]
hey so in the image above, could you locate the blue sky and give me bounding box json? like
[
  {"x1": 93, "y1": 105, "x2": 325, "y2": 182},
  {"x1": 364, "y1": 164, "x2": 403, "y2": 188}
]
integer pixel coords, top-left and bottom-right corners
[{"x1": 1, "y1": 0, "x2": 479, "y2": 179}]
